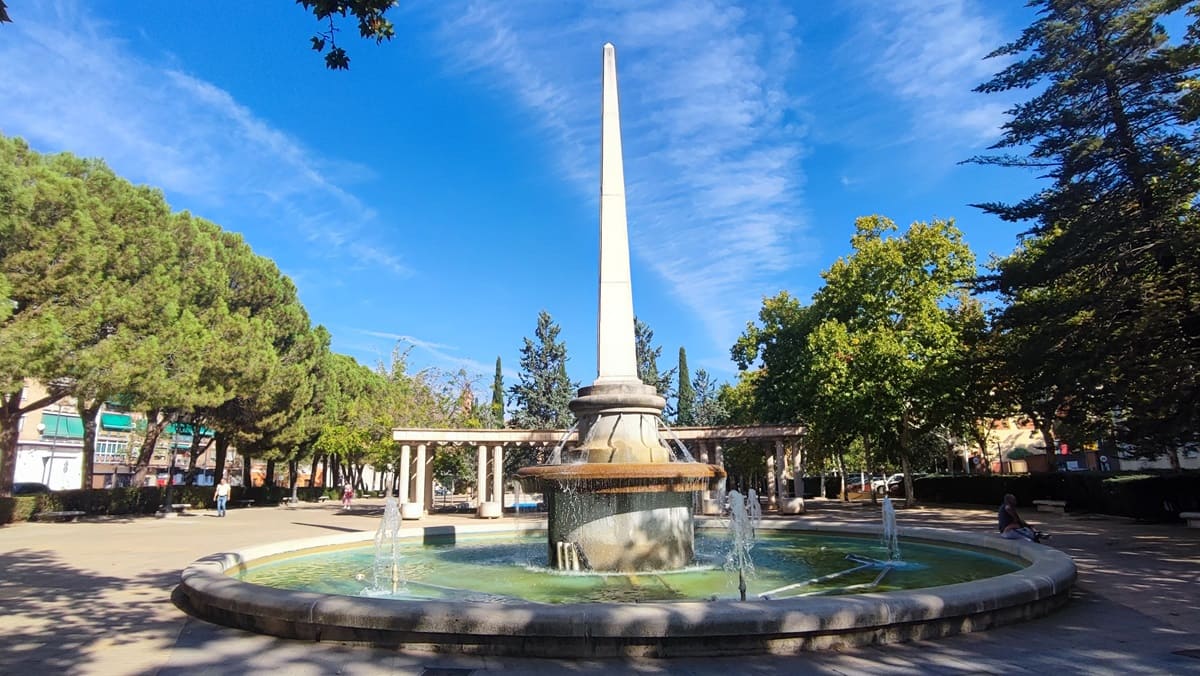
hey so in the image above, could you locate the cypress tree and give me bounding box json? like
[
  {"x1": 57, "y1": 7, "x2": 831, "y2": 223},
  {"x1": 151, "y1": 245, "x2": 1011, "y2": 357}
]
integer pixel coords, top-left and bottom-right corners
[
  {"x1": 490, "y1": 356, "x2": 504, "y2": 425},
  {"x1": 676, "y1": 347, "x2": 695, "y2": 425}
]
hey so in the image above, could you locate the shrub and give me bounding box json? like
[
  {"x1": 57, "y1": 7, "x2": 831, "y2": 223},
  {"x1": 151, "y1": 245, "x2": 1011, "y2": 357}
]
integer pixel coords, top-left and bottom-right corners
[
  {"x1": 0, "y1": 496, "x2": 41, "y2": 524},
  {"x1": 914, "y1": 471, "x2": 1200, "y2": 521}
]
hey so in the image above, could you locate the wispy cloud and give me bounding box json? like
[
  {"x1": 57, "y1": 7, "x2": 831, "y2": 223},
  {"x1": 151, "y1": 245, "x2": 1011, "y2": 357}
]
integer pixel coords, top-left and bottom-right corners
[
  {"x1": 427, "y1": 0, "x2": 810, "y2": 349},
  {"x1": 354, "y1": 328, "x2": 510, "y2": 377},
  {"x1": 848, "y1": 0, "x2": 1016, "y2": 146},
  {"x1": 0, "y1": 1, "x2": 410, "y2": 277}
]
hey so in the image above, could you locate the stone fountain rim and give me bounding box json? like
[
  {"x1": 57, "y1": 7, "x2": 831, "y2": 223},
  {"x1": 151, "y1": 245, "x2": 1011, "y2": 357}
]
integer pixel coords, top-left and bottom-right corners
[
  {"x1": 177, "y1": 518, "x2": 1076, "y2": 657},
  {"x1": 515, "y1": 461, "x2": 726, "y2": 480}
]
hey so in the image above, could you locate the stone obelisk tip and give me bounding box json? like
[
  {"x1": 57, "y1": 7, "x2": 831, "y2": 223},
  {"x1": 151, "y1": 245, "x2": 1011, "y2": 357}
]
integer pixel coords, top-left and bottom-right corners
[{"x1": 595, "y1": 42, "x2": 638, "y2": 384}]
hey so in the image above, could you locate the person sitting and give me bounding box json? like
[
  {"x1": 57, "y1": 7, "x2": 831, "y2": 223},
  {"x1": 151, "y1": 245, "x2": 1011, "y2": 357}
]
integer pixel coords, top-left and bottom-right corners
[{"x1": 998, "y1": 493, "x2": 1048, "y2": 542}]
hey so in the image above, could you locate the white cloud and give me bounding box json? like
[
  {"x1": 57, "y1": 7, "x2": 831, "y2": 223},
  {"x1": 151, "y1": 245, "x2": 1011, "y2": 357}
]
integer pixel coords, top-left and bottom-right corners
[
  {"x1": 0, "y1": 0, "x2": 410, "y2": 278},
  {"x1": 426, "y1": 0, "x2": 810, "y2": 350},
  {"x1": 354, "y1": 329, "x2": 507, "y2": 377},
  {"x1": 849, "y1": 0, "x2": 1016, "y2": 145}
]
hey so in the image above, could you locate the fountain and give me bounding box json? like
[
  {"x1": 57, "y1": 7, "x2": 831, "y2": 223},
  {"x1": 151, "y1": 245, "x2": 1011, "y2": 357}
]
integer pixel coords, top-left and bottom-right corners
[
  {"x1": 515, "y1": 42, "x2": 723, "y2": 573},
  {"x1": 176, "y1": 44, "x2": 1077, "y2": 658},
  {"x1": 724, "y1": 489, "x2": 760, "y2": 600},
  {"x1": 370, "y1": 496, "x2": 403, "y2": 595}
]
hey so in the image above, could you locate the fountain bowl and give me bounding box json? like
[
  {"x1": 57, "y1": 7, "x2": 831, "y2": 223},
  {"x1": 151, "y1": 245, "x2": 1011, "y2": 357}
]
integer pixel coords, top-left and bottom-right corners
[
  {"x1": 516, "y1": 461, "x2": 724, "y2": 494},
  {"x1": 177, "y1": 519, "x2": 1076, "y2": 657}
]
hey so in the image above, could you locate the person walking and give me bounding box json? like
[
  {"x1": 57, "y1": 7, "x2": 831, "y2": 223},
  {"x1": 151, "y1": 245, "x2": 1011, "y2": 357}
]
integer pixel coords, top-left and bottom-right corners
[
  {"x1": 214, "y1": 478, "x2": 231, "y2": 517},
  {"x1": 342, "y1": 483, "x2": 354, "y2": 510}
]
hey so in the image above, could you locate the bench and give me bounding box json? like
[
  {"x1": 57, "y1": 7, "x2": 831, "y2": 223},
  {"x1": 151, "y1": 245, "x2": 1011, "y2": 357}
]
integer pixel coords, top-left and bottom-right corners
[
  {"x1": 279, "y1": 496, "x2": 302, "y2": 507},
  {"x1": 156, "y1": 503, "x2": 192, "y2": 518},
  {"x1": 35, "y1": 510, "x2": 85, "y2": 522},
  {"x1": 317, "y1": 495, "x2": 330, "y2": 503},
  {"x1": 232, "y1": 499, "x2": 254, "y2": 508},
  {"x1": 1181, "y1": 512, "x2": 1200, "y2": 529},
  {"x1": 1033, "y1": 499, "x2": 1067, "y2": 514}
]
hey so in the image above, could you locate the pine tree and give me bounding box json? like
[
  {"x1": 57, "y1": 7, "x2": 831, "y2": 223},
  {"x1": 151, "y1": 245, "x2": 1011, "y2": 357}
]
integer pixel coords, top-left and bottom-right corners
[
  {"x1": 634, "y1": 318, "x2": 676, "y2": 401},
  {"x1": 691, "y1": 369, "x2": 728, "y2": 426},
  {"x1": 676, "y1": 347, "x2": 695, "y2": 425},
  {"x1": 509, "y1": 311, "x2": 576, "y2": 429},
  {"x1": 972, "y1": 0, "x2": 1200, "y2": 466}
]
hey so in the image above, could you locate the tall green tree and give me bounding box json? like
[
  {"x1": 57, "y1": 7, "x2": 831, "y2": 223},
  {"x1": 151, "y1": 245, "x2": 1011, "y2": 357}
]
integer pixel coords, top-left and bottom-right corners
[
  {"x1": 509, "y1": 310, "x2": 576, "y2": 430},
  {"x1": 675, "y1": 347, "x2": 695, "y2": 425},
  {"x1": 690, "y1": 369, "x2": 728, "y2": 426},
  {"x1": 973, "y1": 0, "x2": 1200, "y2": 467},
  {"x1": 634, "y1": 317, "x2": 675, "y2": 401},
  {"x1": 490, "y1": 356, "x2": 504, "y2": 425},
  {"x1": 736, "y1": 217, "x2": 978, "y2": 503}
]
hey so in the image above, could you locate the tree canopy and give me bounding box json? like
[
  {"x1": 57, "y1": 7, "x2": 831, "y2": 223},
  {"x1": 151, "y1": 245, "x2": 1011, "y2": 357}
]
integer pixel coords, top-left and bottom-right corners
[
  {"x1": 972, "y1": 0, "x2": 1200, "y2": 467},
  {"x1": 509, "y1": 310, "x2": 576, "y2": 430}
]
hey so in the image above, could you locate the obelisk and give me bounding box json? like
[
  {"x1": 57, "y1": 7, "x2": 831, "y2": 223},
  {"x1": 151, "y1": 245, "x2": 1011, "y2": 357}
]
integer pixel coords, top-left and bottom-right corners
[
  {"x1": 515, "y1": 45, "x2": 725, "y2": 571},
  {"x1": 595, "y1": 42, "x2": 638, "y2": 384},
  {"x1": 569, "y1": 43, "x2": 669, "y2": 464}
]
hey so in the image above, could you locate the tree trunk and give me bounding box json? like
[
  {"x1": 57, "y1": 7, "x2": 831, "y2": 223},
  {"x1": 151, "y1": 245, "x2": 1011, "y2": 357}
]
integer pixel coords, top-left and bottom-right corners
[
  {"x1": 242, "y1": 453, "x2": 252, "y2": 487},
  {"x1": 901, "y1": 452, "x2": 916, "y2": 507},
  {"x1": 289, "y1": 460, "x2": 299, "y2": 499},
  {"x1": 1039, "y1": 428, "x2": 1057, "y2": 470},
  {"x1": 131, "y1": 410, "x2": 166, "y2": 487},
  {"x1": 213, "y1": 433, "x2": 229, "y2": 483},
  {"x1": 265, "y1": 459, "x2": 276, "y2": 487},
  {"x1": 0, "y1": 389, "x2": 69, "y2": 496},
  {"x1": 77, "y1": 396, "x2": 102, "y2": 490},
  {"x1": 309, "y1": 453, "x2": 321, "y2": 489},
  {"x1": 1168, "y1": 446, "x2": 1182, "y2": 472},
  {"x1": 0, "y1": 392, "x2": 22, "y2": 497},
  {"x1": 835, "y1": 450, "x2": 847, "y2": 501}
]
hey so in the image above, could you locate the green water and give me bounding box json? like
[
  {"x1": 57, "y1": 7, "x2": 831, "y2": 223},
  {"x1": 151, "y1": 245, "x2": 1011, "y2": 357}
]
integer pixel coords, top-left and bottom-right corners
[{"x1": 237, "y1": 531, "x2": 1022, "y2": 604}]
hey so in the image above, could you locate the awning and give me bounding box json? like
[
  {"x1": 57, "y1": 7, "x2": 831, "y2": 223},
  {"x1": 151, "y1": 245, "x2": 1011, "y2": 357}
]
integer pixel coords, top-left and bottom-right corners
[
  {"x1": 40, "y1": 413, "x2": 85, "y2": 439},
  {"x1": 101, "y1": 412, "x2": 134, "y2": 431},
  {"x1": 166, "y1": 422, "x2": 214, "y2": 437}
]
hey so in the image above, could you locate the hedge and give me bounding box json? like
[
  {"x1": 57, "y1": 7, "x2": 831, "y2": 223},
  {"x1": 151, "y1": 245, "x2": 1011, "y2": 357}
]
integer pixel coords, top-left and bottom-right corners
[
  {"x1": 0, "y1": 484, "x2": 340, "y2": 525},
  {"x1": 913, "y1": 471, "x2": 1200, "y2": 521}
]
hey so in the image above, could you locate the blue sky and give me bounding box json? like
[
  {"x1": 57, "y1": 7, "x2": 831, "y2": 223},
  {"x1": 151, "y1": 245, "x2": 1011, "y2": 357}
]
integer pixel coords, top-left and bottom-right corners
[{"x1": 0, "y1": 0, "x2": 1042, "y2": 395}]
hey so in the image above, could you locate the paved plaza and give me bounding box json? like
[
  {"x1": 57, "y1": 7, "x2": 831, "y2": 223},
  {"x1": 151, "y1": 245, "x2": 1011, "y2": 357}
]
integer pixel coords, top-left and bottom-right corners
[{"x1": 0, "y1": 498, "x2": 1197, "y2": 675}]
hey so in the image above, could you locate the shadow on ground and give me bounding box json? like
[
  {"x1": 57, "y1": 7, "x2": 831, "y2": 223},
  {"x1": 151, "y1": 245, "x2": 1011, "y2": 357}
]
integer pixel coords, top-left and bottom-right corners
[{"x1": 0, "y1": 549, "x2": 181, "y2": 674}]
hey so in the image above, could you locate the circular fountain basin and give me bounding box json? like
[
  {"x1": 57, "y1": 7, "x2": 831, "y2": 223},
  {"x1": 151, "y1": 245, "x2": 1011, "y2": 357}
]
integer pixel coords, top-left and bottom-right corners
[{"x1": 178, "y1": 519, "x2": 1075, "y2": 657}]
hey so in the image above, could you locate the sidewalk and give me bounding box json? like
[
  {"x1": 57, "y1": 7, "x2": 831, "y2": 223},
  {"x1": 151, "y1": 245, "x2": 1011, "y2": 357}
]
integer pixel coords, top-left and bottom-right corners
[{"x1": 0, "y1": 498, "x2": 1197, "y2": 675}]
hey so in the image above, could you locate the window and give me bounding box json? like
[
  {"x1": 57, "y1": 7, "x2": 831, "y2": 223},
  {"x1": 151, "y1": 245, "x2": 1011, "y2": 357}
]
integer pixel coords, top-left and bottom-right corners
[{"x1": 94, "y1": 439, "x2": 129, "y2": 464}]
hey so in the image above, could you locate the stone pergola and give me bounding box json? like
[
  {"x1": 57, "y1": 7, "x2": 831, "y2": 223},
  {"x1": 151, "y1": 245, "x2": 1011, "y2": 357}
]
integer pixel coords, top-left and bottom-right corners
[{"x1": 391, "y1": 424, "x2": 805, "y2": 520}]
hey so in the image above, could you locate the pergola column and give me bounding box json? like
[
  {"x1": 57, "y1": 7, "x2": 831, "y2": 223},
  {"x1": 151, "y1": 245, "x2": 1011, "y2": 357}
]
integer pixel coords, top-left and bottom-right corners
[
  {"x1": 492, "y1": 445, "x2": 504, "y2": 510},
  {"x1": 714, "y1": 443, "x2": 727, "y2": 509},
  {"x1": 766, "y1": 441, "x2": 778, "y2": 508},
  {"x1": 398, "y1": 445, "x2": 411, "y2": 501},
  {"x1": 476, "y1": 444, "x2": 488, "y2": 504},
  {"x1": 399, "y1": 444, "x2": 421, "y2": 519},
  {"x1": 477, "y1": 443, "x2": 501, "y2": 519},
  {"x1": 780, "y1": 437, "x2": 806, "y2": 514},
  {"x1": 774, "y1": 438, "x2": 786, "y2": 500},
  {"x1": 792, "y1": 440, "x2": 804, "y2": 498}
]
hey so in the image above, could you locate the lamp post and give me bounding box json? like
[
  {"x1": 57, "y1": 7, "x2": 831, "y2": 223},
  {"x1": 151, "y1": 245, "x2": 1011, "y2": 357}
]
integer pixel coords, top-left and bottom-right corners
[{"x1": 162, "y1": 424, "x2": 179, "y2": 512}]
